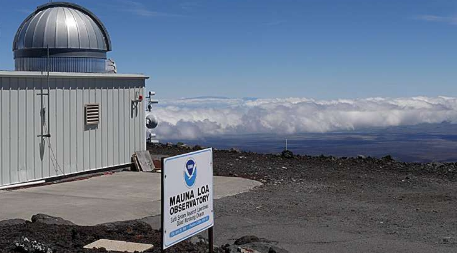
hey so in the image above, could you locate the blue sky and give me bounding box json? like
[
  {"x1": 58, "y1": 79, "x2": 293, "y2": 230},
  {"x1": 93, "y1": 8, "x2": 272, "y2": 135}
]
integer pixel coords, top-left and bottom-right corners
[{"x1": 0, "y1": 0, "x2": 456, "y2": 99}]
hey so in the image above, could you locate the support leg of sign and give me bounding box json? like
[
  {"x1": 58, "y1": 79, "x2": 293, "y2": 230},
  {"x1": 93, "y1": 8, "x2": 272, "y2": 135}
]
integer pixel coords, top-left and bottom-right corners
[{"x1": 208, "y1": 227, "x2": 214, "y2": 253}]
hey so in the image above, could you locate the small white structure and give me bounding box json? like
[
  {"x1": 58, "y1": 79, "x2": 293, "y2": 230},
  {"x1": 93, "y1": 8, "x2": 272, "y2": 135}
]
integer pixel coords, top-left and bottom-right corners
[
  {"x1": 0, "y1": 2, "x2": 148, "y2": 187},
  {"x1": 146, "y1": 91, "x2": 159, "y2": 144}
]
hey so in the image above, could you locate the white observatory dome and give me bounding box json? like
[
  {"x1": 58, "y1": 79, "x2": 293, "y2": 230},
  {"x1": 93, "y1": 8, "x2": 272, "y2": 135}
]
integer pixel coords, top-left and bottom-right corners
[{"x1": 13, "y1": 2, "x2": 112, "y2": 73}]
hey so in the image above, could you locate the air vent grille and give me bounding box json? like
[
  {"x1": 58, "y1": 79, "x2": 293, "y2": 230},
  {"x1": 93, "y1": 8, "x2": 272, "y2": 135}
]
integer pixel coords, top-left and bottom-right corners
[{"x1": 85, "y1": 104, "x2": 100, "y2": 125}]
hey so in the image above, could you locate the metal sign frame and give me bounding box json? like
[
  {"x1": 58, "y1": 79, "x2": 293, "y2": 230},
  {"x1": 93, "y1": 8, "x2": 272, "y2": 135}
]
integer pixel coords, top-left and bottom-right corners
[{"x1": 161, "y1": 148, "x2": 214, "y2": 252}]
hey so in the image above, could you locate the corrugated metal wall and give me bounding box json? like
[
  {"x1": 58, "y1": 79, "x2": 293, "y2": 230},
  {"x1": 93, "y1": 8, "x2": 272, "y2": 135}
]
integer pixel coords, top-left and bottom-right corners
[{"x1": 0, "y1": 74, "x2": 145, "y2": 187}]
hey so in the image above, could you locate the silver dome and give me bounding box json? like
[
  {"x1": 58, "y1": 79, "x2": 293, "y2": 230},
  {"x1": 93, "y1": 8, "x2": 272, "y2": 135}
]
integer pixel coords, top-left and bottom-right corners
[{"x1": 13, "y1": 2, "x2": 112, "y2": 73}]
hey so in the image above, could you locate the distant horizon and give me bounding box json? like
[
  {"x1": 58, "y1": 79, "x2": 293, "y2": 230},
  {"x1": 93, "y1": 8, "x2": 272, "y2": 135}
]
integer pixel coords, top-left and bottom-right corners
[
  {"x1": 163, "y1": 94, "x2": 456, "y2": 101},
  {"x1": 157, "y1": 122, "x2": 457, "y2": 163}
]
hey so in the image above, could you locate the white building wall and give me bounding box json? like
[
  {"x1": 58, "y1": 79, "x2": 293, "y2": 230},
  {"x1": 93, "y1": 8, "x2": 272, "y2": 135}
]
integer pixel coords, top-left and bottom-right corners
[{"x1": 0, "y1": 72, "x2": 147, "y2": 187}]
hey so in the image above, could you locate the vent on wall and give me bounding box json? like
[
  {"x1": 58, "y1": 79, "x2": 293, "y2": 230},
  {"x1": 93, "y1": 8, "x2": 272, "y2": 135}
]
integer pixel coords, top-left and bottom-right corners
[{"x1": 85, "y1": 104, "x2": 100, "y2": 125}]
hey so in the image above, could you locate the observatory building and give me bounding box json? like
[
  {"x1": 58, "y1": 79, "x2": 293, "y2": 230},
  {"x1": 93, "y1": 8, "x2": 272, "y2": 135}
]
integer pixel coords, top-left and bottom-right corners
[{"x1": 0, "y1": 2, "x2": 147, "y2": 188}]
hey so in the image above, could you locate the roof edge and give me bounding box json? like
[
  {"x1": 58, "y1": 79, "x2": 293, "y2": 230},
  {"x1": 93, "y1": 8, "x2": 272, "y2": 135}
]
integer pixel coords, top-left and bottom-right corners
[{"x1": 0, "y1": 71, "x2": 149, "y2": 79}]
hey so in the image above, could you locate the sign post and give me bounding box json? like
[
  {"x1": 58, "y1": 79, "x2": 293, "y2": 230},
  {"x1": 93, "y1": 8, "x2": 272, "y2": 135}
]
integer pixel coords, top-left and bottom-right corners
[{"x1": 161, "y1": 148, "x2": 214, "y2": 252}]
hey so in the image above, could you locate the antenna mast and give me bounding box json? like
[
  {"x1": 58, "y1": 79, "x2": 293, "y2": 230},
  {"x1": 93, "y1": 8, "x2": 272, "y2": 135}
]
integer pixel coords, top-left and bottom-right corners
[{"x1": 47, "y1": 45, "x2": 51, "y2": 136}]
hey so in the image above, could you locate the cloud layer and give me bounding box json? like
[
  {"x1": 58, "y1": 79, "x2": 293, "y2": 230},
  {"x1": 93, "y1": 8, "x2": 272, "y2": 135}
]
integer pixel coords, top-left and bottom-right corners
[
  {"x1": 415, "y1": 15, "x2": 457, "y2": 25},
  {"x1": 151, "y1": 97, "x2": 457, "y2": 140},
  {"x1": 108, "y1": 0, "x2": 185, "y2": 18}
]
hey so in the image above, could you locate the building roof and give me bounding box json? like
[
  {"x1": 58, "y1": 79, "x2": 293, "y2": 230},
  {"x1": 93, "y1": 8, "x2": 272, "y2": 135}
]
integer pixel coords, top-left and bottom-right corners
[
  {"x1": 0, "y1": 71, "x2": 148, "y2": 79},
  {"x1": 13, "y1": 2, "x2": 112, "y2": 53}
]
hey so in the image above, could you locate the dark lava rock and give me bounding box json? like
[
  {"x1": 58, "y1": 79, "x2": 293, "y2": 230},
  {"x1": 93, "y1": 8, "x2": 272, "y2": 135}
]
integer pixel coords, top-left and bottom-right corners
[
  {"x1": 0, "y1": 219, "x2": 27, "y2": 226},
  {"x1": 230, "y1": 148, "x2": 241, "y2": 153},
  {"x1": 281, "y1": 150, "x2": 294, "y2": 159},
  {"x1": 0, "y1": 217, "x2": 224, "y2": 252},
  {"x1": 221, "y1": 244, "x2": 231, "y2": 253},
  {"x1": 31, "y1": 214, "x2": 75, "y2": 225},
  {"x1": 189, "y1": 235, "x2": 209, "y2": 245},
  {"x1": 14, "y1": 236, "x2": 52, "y2": 253},
  {"x1": 193, "y1": 145, "x2": 203, "y2": 151},
  {"x1": 235, "y1": 235, "x2": 261, "y2": 245},
  {"x1": 224, "y1": 240, "x2": 289, "y2": 253},
  {"x1": 382, "y1": 155, "x2": 394, "y2": 161},
  {"x1": 99, "y1": 219, "x2": 151, "y2": 229}
]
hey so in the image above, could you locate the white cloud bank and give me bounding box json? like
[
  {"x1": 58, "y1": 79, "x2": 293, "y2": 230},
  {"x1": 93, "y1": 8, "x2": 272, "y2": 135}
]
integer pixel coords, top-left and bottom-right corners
[
  {"x1": 152, "y1": 96, "x2": 457, "y2": 140},
  {"x1": 415, "y1": 15, "x2": 457, "y2": 25}
]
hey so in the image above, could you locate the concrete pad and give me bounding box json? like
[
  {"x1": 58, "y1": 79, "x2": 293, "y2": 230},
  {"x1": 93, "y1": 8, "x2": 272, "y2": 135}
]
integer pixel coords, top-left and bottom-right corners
[
  {"x1": 84, "y1": 239, "x2": 153, "y2": 252},
  {"x1": 0, "y1": 172, "x2": 261, "y2": 225}
]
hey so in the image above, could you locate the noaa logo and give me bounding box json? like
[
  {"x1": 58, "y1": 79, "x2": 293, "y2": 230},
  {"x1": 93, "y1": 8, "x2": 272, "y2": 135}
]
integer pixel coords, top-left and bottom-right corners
[{"x1": 184, "y1": 159, "x2": 197, "y2": 187}]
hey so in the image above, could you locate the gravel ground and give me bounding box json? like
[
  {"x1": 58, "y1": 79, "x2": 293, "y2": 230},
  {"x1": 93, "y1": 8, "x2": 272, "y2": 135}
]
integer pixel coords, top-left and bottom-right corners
[
  {"x1": 149, "y1": 143, "x2": 457, "y2": 252},
  {"x1": 0, "y1": 218, "x2": 221, "y2": 253},
  {"x1": 0, "y1": 143, "x2": 456, "y2": 252}
]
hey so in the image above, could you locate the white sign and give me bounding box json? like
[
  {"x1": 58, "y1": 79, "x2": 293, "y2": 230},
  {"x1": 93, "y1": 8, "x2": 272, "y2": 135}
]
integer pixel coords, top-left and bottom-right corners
[{"x1": 162, "y1": 148, "x2": 214, "y2": 249}]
